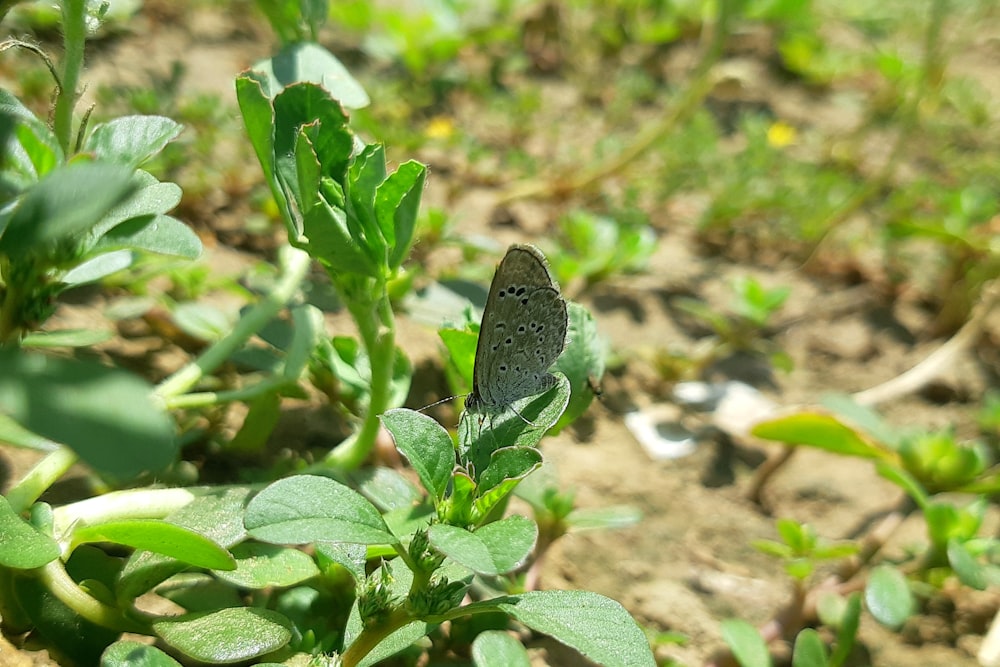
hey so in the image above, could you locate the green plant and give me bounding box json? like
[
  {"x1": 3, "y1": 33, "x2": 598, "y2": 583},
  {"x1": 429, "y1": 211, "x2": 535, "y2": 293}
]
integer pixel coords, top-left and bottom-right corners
[
  {"x1": 673, "y1": 275, "x2": 793, "y2": 373},
  {"x1": 546, "y1": 210, "x2": 657, "y2": 291},
  {"x1": 713, "y1": 394, "x2": 1000, "y2": 664}
]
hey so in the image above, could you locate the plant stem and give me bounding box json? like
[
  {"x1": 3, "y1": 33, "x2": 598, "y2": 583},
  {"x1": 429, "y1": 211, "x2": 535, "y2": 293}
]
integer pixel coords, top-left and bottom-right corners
[
  {"x1": 4, "y1": 446, "x2": 79, "y2": 514},
  {"x1": 324, "y1": 292, "x2": 396, "y2": 470},
  {"x1": 54, "y1": 0, "x2": 86, "y2": 155},
  {"x1": 50, "y1": 487, "x2": 199, "y2": 538},
  {"x1": 37, "y1": 559, "x2": 147, "y2": 633},
  {"x1": 153, "y1": 245, "x2": 311, "y2": 402},
  {"x1": 340, "y1": 606, "x2": 412, "y2": 667},
  {"x1": 163, "y1": 375, "x2": 292, "y2": 410}
]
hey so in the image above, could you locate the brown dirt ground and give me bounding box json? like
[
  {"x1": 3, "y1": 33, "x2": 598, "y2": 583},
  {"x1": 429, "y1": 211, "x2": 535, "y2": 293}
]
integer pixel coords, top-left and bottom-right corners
[{"x1": 2, "y1": 4, "x2": 1000, "y2": 667}]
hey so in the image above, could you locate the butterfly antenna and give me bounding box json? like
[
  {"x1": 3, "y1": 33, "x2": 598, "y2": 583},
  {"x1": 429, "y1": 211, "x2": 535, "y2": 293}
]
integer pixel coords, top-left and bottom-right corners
[{"x1": 415, "y1": 394, "x2": 461, "y2": 414}]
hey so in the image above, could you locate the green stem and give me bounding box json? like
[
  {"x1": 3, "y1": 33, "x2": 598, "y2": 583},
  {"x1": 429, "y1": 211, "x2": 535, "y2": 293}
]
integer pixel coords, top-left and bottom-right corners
[
  {"x1": 163, "y1": 376, "x2": 292, "y2": 410},
  {"x1": 54, "y1": 0, "x2": 87, "y2": 154},
  {"x1": 153, "y1": 246, "x2": 311, "y2": 402},
  {"x1": 5, "y1": 447, "x2": 79, "y2": 514},
  {"x1": 51, "y1": 487, "x2": 199, "y2": 538},
  {"x1": 340, "y1": 606, "x2": 411, "y2": 667},
  {"x1": 324, "y1": 292, "x2": 396, "y2": 470},
  {"x1": 37, "y1": 559, "x2": 147, "y2": 633}
]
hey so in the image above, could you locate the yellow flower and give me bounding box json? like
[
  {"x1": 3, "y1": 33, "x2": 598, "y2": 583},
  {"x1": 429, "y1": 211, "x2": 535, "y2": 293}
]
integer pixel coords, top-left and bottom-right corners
[
  {"x1": 767, "y1": 121, "x2": 797, "y2": 148},
  {"x1": 425, "y1": 116, "x2": 455, "y2": 140}
]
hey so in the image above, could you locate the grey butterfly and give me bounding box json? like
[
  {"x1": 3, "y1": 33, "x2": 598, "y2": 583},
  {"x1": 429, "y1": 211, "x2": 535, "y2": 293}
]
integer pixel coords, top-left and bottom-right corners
[{"x1": 465, "y1": 244, "x2": 568, "y2": 420}]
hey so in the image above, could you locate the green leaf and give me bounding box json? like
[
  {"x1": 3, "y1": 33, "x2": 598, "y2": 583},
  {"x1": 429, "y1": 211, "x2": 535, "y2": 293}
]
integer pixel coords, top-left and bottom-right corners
[
  {"x1": 552, "y1": 302, "x2": 607, "y2": 432},
  {"x1": 235, "y1": 72, "x2": 279, "y2": 197},
  {"x1": 377, "y1": 160, "x2": 426, "y2": 269},
  {"x1": 116, "y1": 487, "x2": 253, "y2": 600},
  {"x1": 252, "y1": 42, "x2": 370, "y2": 108},
  {"x1": 0, "y1": 161, "x2": 139, "y2": 256},
  {"x1": 461, "y1": 374, "x2": 571, "y2": 475},
  {"x1": 830, "y1": 593, "x2": 861, "y2": 667},
  {"x1": 153, "y1": 607, "x2": 293, "y2": 663},
  {"x1": 245, "y1": 474, "x2": 396, "y2": 546},
  {"x1": 471, "y1": 630, "x2": 531, "y2": 667},
  {"x1": 84, "y1": 116, "x2": 183, "y2": 168},
  {"x1": 821, "y1": 393, "x2": 901, "y2": 449},
  {"x1": 212, "y1": 542, "x2": 319, "y2": 588},
  {"x1": 948, "y1": 538, "x2": 989, "y2": 590},
  {"x1": 302, "y1": 199, "x2": 376, "y2": 275},
  {"x1": 429, "y1": 515, "x2": 536, "y2": 576},
  {"x1": 273, "y1": 82, "x2": 352, "y2": 183},
  {"x1": 864, "y1": 565, "x2": 914, "y2": 629},
  {"x1": 228, "y1": 392, "x2": 282, "y2": 453},
  {"x1": 0, "y1": 349, "x2": 177, "y2": 478},
  {"x1": 96, "y1": 214, "x2": 202, "y2": 259},
  {"x1": 72, "y1": 520, "x2": 235, "y2": 570},
  {"x1": 566, "y1": 505, "x2": 643, "y2": 532},
  {"x1": 721, "y1": 618, "x2": 772, "y2": 667},
  {"x1": 61, "y1": 249, "x2": 134, "y2": 284},
  {"x1": 751, "y1": 412, "x2": 886, "y2": 460},
  {"x1": 382, "y1": 408, "x2": 456, "y2": 503},
  {"x1": 791, "y1": 628, "x2": 828, "y2": 667},
  {"x1": 101, "y1": 640, "x2": 183, "y2": 666},
  {"x1": 492, "y1": 590, "x2": 655, "y2": 667},
  {"x1": 355, "y1": 621, "x2": 430, "y2": 667},
  {"x1": 353, "y1": 466, "x2": 424, "y2": 512},
  {"x1": 21, "y1": 328, "x2": 114, "y2": 348},
  {"x1": 0, "y1": 496, "x2": 61, "y2": 568},
  {"x1": 875, "y1": 462, "x2": 928, "y2": 507},
  {"x1": 475, "y1": 447, "x2": 543, "y2": 519},
  {"x1": 440, "y1": 326, "x2": 478, "y2": 391}
]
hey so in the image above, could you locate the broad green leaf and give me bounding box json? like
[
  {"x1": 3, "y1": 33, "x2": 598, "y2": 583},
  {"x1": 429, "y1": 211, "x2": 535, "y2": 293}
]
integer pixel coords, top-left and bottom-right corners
[
  {"x1": 353, "y1": 466, "x2": 423, "y2": 512},
  {"x1": 61, "y1": 249, "x2": 134, "y2": 284},
  {"x1": 721, "y1": 618, "x2": 772, "y2": 667},
  {"x1": 382, "y1": 408, "x2": 455, "y2": 503},
  {"x1": 821, "y1": 393, "x2": 901, "y2": 449},
  {"x1": 252, "y1": 42, "x2": 369, "y2": 108},
  {"x1": 97, "y1": 214, "x2": 202, "y2": 259},
  {"x1": 751, "y1": 412, "x2": 886, "y2": 460},
  {"x1": 791, "y1": 628, "x2": 827, "y2": 667},
  {"x1": 235, "y1": 72, "x2": 279, "y2": 192},
  {"x1": 0, "y1": 89, "x2": 61, "y2": 184},
  {"x1": 346, "y1": 143, "x2": 386, "y2": 258},
  {"x1": 429, "y1": 515, "x2": 536, "y2": 575},
  {"x1": 376, "y1": 160, "x2": 426, "y2": 269},
  {"x1": 172, "y1": 302, "x2": 231, "y2": 342},
  {"x1": 88, "y1": 176, "x2": 182, "y2": 240},
  {"x1": 552, "y1": 302, "x2": 607, "y2": 432},
  {"x1": 471, "y1": 630, "x2": 531, "y2": 667},
  {"x1": 0, "y1": 162, "x2": 138, "y2": 255},
  {"x1": 302, "y1": 199, "x2": 376, "y2": 275},
  {"x1": 462, "y1": 374, "x2": 570, "y2": 475},
  {"x1": 101, "y1": 640, "x2": 183, "y2": 666},
  {"x1": 948, "y1": 538, "x2": 989, "y2": 590},
  {"x1": 492, "y1": 590, "x2": 655, "y2": 667},
  {"x1": 212, "y1": 542, "x2": 319, "y2": 588},
  {"x1": 439, "y1": 326, "x2": 478, "y2": 391},
  {"x1": 117, "y1": 487, "x2": 254, "y2": 600},
  {"x1": 273, "y1": 82, "x2": 352, "y2": 182},
  {"x1": 153, "y1": 607, "x2": 293, "y2": 663},
  {"x1": 245, "y1": 474, "x2": 395, "y2": 546},
  {"x1": 355, "y1": 620, "x2": 430, "y2": 667},
  {"x1": 84, "y1": 115, "x2": 183, "y2": 168},
  {"x1": 0, "y1": 413, "x2": 59, "y2": 451},
  {"x1": 864, "y1": 565, "x2": 913, "y2": 629},
  {"x1": 0, "y1": 496, "x2": 60, "y2": 568},
  {"x1": 228, "y1": 393, "x2": 282, "y2": 453},
  {"x1": 479, "y1": 446, "x2": 543, "y2": 493},
  {"x1": 0, "y1": 349, "x2": 176, "y2": 478},
  {"x1": 72, "y1": 520, "x2": 235, "y2": 570},
  {"x1": 315, "y1": 542, "x2": 367, "y2": 583}
]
